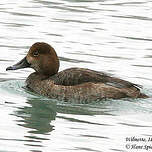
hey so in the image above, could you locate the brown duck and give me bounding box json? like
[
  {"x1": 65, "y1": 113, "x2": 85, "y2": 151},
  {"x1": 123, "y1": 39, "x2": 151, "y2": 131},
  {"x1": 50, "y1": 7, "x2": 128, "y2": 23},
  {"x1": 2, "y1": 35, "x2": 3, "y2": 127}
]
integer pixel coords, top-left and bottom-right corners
[{"x1": 6, "y1": 42, "x2": 148, "y2": 103}]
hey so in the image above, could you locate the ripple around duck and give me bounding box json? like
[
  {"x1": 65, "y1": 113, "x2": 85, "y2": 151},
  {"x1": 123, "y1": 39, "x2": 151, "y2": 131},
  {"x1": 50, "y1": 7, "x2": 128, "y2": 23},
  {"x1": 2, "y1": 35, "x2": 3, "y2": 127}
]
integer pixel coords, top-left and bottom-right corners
[
  {"x1": 116, "y1": 36, "x2": 152, "y2": 42},
  {"x1": 101, "y1": 1, "x2": 146, "y2": 6},
  {"x1": 0, "y1": 21, "x2": 32, "y2": 27},
  {"x1": 132, "y1": 64, "x2": 152, "y2": 68},
  {"x1": 9, "y1": 12, "x2": 44, "y2": 17},
  {"x1": 0, "y1": 44, "x2": 29, "y2": 49},
  {"x1": 0, "y1": 80, "x2": 152, "y2": 116},
  {"x1": 69, "y1": 147, "x2": 103, "y2": 152},
  {"x1": 59, "y1": 56, "x2": 94, "y2": 63},
  {"x1": 33, "y1": 0, "x2": 64, "y2": 5},
  {"x1": 66, "y1": 52, "x2": 134, "y2": 60},
  {"x1": 111, "y1": 15, "x2": 152, "y2": 21},
  {"x1": 119, "y1": 122, "x2": 152, "y2": 128}
]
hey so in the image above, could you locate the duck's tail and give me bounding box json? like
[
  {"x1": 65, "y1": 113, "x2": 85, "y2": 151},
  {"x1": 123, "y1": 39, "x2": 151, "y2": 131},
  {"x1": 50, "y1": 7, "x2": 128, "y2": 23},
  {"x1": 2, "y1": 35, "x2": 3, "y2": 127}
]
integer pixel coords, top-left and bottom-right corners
[
  {"x1": 123, "y1": 86, "x2": 149, "y2": 99},
  {"x1": 138, "y1": 93, "x2": 149, "y2": 98}
]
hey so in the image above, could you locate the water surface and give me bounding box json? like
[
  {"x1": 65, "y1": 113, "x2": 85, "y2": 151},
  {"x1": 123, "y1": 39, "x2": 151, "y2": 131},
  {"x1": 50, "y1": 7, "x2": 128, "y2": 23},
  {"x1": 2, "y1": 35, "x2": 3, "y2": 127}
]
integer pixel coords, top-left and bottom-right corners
[{"x1": 0, "y1": 0, "x2": 152, "y2": 152}]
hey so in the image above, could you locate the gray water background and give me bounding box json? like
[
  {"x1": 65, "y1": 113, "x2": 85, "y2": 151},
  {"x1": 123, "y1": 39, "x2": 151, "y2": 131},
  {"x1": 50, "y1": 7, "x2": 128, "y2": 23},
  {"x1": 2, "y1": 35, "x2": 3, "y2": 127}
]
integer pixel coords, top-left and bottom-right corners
[{"x1": 0, "y1": 0, "x2": 152, "y2": 152}]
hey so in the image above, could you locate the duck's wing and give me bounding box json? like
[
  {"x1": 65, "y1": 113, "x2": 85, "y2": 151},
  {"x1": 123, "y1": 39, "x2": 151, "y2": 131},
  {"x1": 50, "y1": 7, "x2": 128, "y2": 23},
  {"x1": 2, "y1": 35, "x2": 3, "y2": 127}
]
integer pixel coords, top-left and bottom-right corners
[
  {"x1": 104, "y1": 76, "x2": 142, "y2": 89},
  {"x1": 52, "y1": 68, "x2": 141, "y2": 89}
]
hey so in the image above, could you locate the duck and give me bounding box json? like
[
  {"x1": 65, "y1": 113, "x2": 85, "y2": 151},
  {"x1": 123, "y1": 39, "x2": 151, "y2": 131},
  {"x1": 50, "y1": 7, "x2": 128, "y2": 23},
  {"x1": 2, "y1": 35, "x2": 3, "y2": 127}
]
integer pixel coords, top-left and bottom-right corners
[{"x1": 6, "y1": 42, "x2": 148, "y2": 103}]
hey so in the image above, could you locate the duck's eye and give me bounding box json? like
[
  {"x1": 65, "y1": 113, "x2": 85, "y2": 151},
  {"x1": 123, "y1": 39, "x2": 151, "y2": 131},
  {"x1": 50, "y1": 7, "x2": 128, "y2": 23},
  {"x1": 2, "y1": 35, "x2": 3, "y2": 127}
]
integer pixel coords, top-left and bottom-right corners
[{"x1": 33, "y1": 51, "x2": 39, "y2": 57}]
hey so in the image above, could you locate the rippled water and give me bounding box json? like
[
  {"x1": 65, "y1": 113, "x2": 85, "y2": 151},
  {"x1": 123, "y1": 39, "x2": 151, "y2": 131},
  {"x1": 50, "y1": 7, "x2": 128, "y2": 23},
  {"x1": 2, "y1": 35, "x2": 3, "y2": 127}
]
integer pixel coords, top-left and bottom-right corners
[{"x1": 0, "y1": 0, "x2": 152, "y2": 152}]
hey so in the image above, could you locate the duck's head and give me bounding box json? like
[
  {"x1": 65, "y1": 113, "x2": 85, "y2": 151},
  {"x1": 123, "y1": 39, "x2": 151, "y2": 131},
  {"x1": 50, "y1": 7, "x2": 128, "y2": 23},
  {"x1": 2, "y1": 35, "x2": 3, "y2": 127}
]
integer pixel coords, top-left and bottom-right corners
[{"x1": 6, "y1": 42, "x2": 59, "y2": 76}]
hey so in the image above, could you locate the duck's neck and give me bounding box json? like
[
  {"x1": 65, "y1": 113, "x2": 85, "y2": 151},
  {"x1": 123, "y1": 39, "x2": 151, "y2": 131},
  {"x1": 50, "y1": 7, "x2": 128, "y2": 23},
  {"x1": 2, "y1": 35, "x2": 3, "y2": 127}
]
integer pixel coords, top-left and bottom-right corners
[{"x1": 35, "y1": 71, "x2": 58, "y2": 80}]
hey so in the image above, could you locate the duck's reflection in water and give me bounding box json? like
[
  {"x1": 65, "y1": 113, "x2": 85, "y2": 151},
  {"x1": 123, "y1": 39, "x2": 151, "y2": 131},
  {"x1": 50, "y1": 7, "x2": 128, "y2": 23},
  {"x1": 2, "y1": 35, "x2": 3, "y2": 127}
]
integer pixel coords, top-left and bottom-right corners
[
  {"x1": 13, "y1": 98, "x2": 57, "y2": 148},
  {"x1": 13, "y1": 96, "x2": 112, "y2": 149}
]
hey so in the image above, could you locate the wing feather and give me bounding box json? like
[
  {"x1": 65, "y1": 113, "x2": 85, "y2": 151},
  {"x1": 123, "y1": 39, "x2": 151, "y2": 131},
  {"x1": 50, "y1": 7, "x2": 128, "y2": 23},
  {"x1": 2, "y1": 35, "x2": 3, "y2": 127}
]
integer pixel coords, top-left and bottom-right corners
[{"x1": 51, "y1": 68, "x2": 141, "y2": 89}]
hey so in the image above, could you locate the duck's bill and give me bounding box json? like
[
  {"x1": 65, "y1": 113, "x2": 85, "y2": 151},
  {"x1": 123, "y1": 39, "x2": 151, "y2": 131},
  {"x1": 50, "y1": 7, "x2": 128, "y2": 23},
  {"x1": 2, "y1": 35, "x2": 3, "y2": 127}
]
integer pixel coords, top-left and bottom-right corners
[{"x1": 6, "y1": 57, "x2": 31, "y2": 71}]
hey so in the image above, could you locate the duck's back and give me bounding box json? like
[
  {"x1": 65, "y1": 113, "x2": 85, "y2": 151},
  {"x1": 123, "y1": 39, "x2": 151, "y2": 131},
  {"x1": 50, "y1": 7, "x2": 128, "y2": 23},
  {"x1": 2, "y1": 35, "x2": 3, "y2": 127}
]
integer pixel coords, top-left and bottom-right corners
[{"x1": 52, "y1": 68, "x2": 140, "y2": 88}]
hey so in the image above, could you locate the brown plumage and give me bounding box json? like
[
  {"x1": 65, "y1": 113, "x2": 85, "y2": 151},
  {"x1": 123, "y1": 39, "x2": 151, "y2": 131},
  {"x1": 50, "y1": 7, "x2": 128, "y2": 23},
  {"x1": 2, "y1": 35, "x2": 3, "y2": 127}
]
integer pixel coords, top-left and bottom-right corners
[{"x1": 6, "y1": 42, "x2": 148, "y2": 103}]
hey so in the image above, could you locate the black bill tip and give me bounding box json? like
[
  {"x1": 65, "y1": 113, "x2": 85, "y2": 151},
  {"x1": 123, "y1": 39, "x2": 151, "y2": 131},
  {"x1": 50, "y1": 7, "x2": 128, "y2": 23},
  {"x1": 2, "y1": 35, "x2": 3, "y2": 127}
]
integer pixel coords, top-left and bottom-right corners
[
  {"x1": 6, "y1": 57, "x2": 31, "y2": 71},
  {"x1": 6, "y1": 66, "x2": 15, "y2": 71}
]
